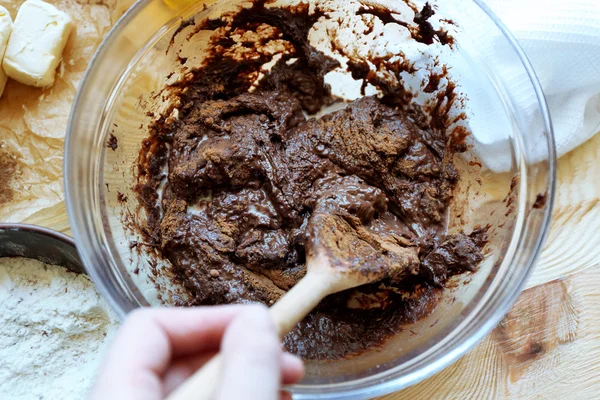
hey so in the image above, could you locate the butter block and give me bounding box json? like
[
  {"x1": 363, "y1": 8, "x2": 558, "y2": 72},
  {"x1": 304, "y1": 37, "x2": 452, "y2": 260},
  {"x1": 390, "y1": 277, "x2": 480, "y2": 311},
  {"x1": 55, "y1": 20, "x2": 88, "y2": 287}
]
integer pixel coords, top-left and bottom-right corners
[
  {"x1": 0, "y1": 6, "x2": 12, "y2": 97},
  {"x1": 2, "y1": 0, "x2": 72, "y2": 88}
]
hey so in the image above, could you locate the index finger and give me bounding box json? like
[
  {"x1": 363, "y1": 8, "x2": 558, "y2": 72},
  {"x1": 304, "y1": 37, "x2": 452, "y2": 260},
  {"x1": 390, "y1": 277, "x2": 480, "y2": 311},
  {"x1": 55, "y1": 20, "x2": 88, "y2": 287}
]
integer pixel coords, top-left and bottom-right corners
[
  {"x1": 91, "y1": 306, "x2": 246, "y2": 400},
  {"x1": 142, "y1": 306, "x2": 248, "y2": 356}
]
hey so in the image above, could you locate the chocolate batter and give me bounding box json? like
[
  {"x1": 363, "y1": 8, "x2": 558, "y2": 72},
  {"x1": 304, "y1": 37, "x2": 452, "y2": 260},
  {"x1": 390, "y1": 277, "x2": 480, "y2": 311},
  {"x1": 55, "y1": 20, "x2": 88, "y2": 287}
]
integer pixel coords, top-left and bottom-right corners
[{"x1": 135, "y1": 1, "x2": 486, "y2": 360}]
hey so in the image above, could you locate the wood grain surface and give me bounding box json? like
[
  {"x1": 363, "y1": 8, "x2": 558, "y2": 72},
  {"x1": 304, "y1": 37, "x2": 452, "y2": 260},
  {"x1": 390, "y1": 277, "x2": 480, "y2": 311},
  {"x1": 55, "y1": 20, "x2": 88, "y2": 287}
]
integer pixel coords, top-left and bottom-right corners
[{"x1": 381, "y1": 267, "x2": 600, "y2": 399}]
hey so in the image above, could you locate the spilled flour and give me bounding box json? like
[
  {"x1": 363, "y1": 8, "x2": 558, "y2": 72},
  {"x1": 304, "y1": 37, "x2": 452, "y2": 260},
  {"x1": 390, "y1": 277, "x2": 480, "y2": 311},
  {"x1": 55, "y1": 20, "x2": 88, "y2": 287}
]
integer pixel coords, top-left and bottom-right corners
[{"x1": 0, "y1": 257, "x2": 119, "y2": 400}]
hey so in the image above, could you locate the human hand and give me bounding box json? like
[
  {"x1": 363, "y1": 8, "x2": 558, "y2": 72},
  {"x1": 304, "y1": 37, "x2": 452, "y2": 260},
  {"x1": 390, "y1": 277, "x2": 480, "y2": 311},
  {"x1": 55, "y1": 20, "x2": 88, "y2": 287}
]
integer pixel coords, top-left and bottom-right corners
[{"x1": 90, "y1": 305, "x2": 304, "y2": 400}]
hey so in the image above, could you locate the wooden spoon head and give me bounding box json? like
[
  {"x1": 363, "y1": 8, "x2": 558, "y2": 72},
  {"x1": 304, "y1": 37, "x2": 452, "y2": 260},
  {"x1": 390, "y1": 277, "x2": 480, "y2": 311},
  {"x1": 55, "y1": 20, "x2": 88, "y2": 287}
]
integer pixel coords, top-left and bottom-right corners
[{"x1": 307, "y1": 212, "x2": 420, "y2": 293}]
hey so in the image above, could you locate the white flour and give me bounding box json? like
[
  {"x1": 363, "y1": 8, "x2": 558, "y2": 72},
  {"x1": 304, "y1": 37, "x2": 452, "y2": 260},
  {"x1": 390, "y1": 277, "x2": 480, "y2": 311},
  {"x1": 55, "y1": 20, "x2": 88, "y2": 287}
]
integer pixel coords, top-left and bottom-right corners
[{"x1": 0, "y1": 257, "x2": 119, "y2": 400}]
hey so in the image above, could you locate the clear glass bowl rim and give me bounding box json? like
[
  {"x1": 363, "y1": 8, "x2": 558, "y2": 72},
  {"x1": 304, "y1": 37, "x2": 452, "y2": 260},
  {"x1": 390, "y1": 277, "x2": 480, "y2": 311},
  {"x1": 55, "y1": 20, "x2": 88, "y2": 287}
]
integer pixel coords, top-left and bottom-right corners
[{"x1": 64, "y1": 0, "x2": 557, "y2": 398}]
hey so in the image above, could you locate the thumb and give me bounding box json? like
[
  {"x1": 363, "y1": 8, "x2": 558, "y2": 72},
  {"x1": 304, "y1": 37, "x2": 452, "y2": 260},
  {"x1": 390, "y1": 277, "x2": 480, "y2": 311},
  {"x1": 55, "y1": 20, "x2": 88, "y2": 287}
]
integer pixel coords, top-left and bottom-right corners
[{"x1": 215, "y1": 305, "x2": 282, "y2": 400}]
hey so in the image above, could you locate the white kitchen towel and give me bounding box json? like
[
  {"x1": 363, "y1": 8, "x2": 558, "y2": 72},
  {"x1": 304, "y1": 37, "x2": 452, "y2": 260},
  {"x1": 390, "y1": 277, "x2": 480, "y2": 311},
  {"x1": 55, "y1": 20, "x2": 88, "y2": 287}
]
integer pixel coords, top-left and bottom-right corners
[{"x1": 476, "y1": 0, "x2": 600, "y2": 171}]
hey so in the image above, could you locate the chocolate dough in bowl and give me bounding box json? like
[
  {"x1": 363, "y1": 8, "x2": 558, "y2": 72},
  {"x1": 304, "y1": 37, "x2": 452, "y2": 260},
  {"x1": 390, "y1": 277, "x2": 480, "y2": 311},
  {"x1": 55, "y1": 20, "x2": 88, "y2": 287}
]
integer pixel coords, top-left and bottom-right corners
[{"x1": 65, "y1": 0, "x2": 554, "y2": 397}]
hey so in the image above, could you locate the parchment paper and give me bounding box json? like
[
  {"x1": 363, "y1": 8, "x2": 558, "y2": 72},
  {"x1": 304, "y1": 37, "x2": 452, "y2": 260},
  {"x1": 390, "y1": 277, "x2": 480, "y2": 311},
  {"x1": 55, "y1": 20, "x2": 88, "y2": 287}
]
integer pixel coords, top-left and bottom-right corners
[{"x1": 0, "y1": 0, "x2": 132, "y2": 222}]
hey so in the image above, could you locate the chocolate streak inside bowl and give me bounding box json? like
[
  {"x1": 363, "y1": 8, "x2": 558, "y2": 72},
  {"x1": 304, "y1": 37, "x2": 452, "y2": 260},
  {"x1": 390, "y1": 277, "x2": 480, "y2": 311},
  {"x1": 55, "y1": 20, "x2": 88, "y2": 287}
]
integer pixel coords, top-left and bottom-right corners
[{"x1": 132, "y1": 0, "x2": 488, "y2": 360}]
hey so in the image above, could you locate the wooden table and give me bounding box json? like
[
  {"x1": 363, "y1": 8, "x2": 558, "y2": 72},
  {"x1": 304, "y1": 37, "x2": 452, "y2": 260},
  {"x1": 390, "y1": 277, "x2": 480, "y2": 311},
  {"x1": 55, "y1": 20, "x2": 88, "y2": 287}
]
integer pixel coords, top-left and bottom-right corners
[{"x1": 20, "y1": 132, "x2": 600, "y2": 399}]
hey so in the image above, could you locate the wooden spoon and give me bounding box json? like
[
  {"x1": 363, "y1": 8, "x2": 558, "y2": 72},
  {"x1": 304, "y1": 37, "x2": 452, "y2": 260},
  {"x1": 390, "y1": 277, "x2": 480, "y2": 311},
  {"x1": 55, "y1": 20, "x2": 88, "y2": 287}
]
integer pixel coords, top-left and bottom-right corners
[{"x1": 166, "y1": 212, "x2": 419, "y2": 400}]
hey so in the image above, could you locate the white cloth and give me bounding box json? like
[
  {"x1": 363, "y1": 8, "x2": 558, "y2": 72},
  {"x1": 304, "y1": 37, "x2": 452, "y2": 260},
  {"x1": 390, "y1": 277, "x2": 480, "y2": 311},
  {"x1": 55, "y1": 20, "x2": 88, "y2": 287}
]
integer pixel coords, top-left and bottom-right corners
[{"x1": 477, "y1": 0, "x2": 600, "y2": 171}]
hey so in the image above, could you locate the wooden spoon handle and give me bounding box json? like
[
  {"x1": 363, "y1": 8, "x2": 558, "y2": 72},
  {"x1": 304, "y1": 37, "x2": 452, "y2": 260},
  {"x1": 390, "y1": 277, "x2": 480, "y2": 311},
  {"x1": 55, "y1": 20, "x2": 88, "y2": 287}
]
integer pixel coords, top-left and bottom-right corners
[
  {"x1": 167, "y1": 354, "x2": 223, "y2": 400},
  {"x1": 270, "y1": 270, "x2": 334, "y2": 337},
  {"x1": 165, "y1": 271, "x2": 333, "y2": 400}
]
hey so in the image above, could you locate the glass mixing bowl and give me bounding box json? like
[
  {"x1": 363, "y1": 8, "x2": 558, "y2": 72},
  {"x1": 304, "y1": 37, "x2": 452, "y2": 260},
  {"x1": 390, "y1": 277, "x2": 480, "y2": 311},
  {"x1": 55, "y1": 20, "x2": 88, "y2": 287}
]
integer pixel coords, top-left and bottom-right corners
[{"x1": 65, "y1": 0, "x2": 556, "y2": 398}]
